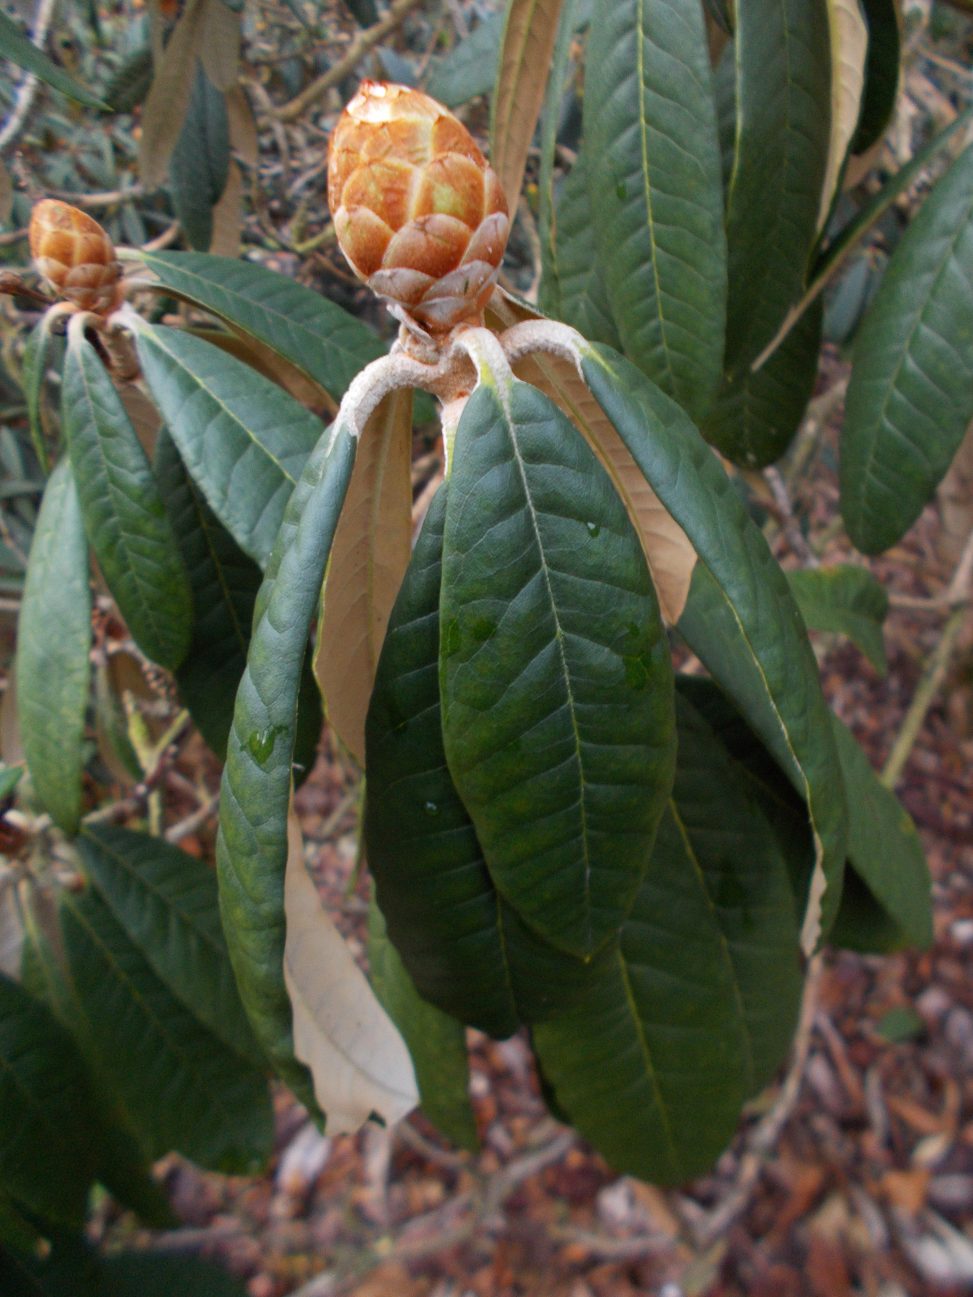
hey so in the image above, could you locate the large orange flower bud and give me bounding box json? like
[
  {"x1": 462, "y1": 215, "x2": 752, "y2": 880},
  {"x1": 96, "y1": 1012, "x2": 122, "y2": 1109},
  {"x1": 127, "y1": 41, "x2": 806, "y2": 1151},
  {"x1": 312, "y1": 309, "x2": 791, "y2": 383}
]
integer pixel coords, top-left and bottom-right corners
[
  {"x1": 29, "y1": 200, "x2": 122, "y2": 315},
  {"x1": 328, "y1": 81, "x2": 509, "y2": 333}
]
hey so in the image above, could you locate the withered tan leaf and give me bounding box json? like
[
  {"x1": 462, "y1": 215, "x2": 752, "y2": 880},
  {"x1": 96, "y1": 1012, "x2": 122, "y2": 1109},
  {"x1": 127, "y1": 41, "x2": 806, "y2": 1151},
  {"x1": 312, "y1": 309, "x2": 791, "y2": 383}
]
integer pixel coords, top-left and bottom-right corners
[
  {"x1": 209, "y1": 157, "x2": 243, "y2": 258},
  {"x1": 199, "y1": 0, "x2": 241, "y2": 92},
  {"x1": 819, "y1": 0, "x2": 869, "y2": 230},
  {"x1": 314, "y1": 389, "x2": 413, "y2": 765},
  {"x1": 489, "y1": 294, "x2": 698, "y2": 624},
  {"x1": 139, "y1": 0, "x2": 208, "y2": 189},
  {"x1": 283, "y1": 810, "x2": 418, "y2": 1134},
  {"x1": 225, "y1": 85, "x2": 258, "y2": 166},
  {"x1": 490, "y1": 0, "x2": 568, "y2": 212}
]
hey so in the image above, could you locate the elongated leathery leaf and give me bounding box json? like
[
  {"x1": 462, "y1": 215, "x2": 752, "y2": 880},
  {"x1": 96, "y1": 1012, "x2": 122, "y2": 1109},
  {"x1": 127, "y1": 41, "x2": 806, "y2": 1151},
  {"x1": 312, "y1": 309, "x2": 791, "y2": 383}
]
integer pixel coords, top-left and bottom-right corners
[
  {"x1": 62, "y1": 331, "x2": 192, "y2": 671},
  {"x1": 138, "y1": 251, "x2": 384, "y2": 403},
  {"x1": 533, "y1": 805, "x2": 750, "y2": 1184},
  {"x1": 840, "y1": 143, "x2": 973, "y2": 554},
  {"x1": 702, "y1": 298, "x2": 822, "y2": 469},
  {"x1": 540, "y1": 152, "x2": 623, "y2": 351},
  {"x1": 217, "y1": 421, "x2": 356, "y2": 1103},
  {"x1": 0, "y1": 9, "x2": 107, "y2": 108},
  {"x1": 670, "y1": 693, "x2": 802, "y2": 1093},
  {"x1": 78, "y1": 825, "x2": 262, "y2": 1065},
  {"x1": 15, "y1": 460, "x2": 90, "y2": 835},
  {"x1": 830, "y1": 716, "x2": 932, "y2": 949},
  {"x1": 366, "y1": 487, "x2": 600, "y2": 1032},
  {"x1": 365, "y1": 487, "x2": 518, "y2": 1038},
  {"x1": 581, "y1": 343, "x2": 848, "y2": 951},
  {"x1": 723, "y1": 0, "x2": 831, "y2": 372},
  {"x1": 154, "y1": 429, "x2": 261, "y2": 758},
  {"x1": 135, "y1": 323, "x2": 323, "y2": 566},
  {"x1": 61, "y1": 888, "x2": 272, "y2": 1172},
  {"x1": 367, "y1": 902, "x2": 478, "y2": 1152},
  {"x1": 0, "y1": 973, "x2": 99, "y2": 1226},
  {"x1": 440, "y1": 377, "x2": 675, "y2": 959},
  {"x1": 585, "y1": 0, "x2": 726, "y2": 422},
  {"x1": 786, "y1": 562, "x2": 889, "y2": 674}
]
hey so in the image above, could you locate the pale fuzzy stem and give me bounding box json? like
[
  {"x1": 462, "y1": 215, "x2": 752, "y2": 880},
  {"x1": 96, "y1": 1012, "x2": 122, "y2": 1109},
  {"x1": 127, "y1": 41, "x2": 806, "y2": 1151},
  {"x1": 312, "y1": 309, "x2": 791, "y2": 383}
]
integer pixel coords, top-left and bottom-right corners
[{"x1": 497, "y1": 318, "x2": 587, "y2": 380}]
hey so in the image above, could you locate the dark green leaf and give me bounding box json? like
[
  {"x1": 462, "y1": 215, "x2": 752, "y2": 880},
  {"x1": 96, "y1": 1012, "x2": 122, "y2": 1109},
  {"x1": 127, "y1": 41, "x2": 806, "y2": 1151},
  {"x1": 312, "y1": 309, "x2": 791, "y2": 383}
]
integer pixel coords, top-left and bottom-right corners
[
  {"x1": 169, "y1": 62, "x2": 230, "y2": 251},
  {"x1": 99, "y1": 1252, "x2": 250, "y2": 1297},
  {"x1": 365, "y1": 487, "x2": 520, "y2": 1039},
  {"x1": 103, "y1": 45, "x2": 154, "y2": 113},
  {"x1": 875, "y1": 1005, "x2": 923, "y2": 1042},
  {"x1": 217, "y1": 422, "x2": 357, "y2": 1103},
  {"x1": 427, "y1": 10, "x2": 504, "y2": 108},
  {"x1": 0, "y1": 10, "x2": 108, "y2": 109},
  {"x1": 15, "y1": 459, "x2": 90, "y2": 835},
  {"x1": 840, "y1": 144, "x2": 973, "y2": 554},
  {"x1": 155, "y1": 428, "x2": 261, "y2": 756},
  {"x1": 830, "y1": 717, "x2": 932, "y2": 948},
  {"x1": 78, "y1": 824, "x2": 262, "y2": 1065},
  {"x1": 584, "y1": 0, "x2": 726, "y2": 422},
  {"x1": 60, "y1": 887, "x2": 273, "y2": 1172},
  {"x1": 0, "y1": 973, "x2": 98, "y2": 1226},
  {"x1": 852, "y1": 0, "x2": 900, "y2": 155},
  {"x1": 723, "y1": 0, "x2": 831, "y2": 371},
  {"x1": 702, "y1": 298, "x2": 822, "y2": 468},
  {"x1": 581, "y1": 343, "x2": 848, "y2": 948},
  {"x1": 786, "y1": 562, "x2": 889, "y2": 673},
  {"x1": 540, "y1": 152, "x2": 622, "y2": 349},
  {"x1": 670, "y1": 692, "x2": 802, "y2": 1092},
  {"x1": 675, "y1": 675, "x2": 816, "y2": 913},
  {"x1": 367, "y1": 902, "x2": 478, "y2": 1152},
  {"x1": 135, "y1": 323, "x2": 323, "y2": 566},
  {"x1": 0, "y1": 1193, "x2": 41, "y2": 1254},
  {"x1": 440, "y1": 379, "x2": 675, "y2": 958},
  {"x1": 61, "y1": 332, "x2": 192, "y2": 671},
  {"x1": 21, "y1": 317, "x2": 57, "y2": 475},
  {"x1": 138, "y1": 251, "x2": 385, "y2": 402},
  {"x1": 532, "y1": 805, "x2": 750, "y2": 1184}
]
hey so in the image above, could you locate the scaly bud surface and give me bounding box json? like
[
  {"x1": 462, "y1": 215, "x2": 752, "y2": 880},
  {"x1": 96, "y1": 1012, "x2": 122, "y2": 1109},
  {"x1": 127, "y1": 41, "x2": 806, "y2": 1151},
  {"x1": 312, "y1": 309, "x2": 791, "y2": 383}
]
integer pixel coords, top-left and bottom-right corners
[
  {"x1": 29, "y1": 200, "x2": 122, "y2": 315},
  {"x1": 328, "y1": 81, "x2": 509, "y2": 333}
]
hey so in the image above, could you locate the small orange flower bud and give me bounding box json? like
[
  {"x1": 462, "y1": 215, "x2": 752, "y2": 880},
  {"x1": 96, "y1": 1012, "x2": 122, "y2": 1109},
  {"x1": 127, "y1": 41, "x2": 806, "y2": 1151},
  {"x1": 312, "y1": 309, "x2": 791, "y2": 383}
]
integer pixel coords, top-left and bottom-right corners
[
  {"x1": 328, "y1": 81, "x2": 509, "y2": 333},
  {"x1": 29, "y1": 200, "x2": 122, "y2": 315}
]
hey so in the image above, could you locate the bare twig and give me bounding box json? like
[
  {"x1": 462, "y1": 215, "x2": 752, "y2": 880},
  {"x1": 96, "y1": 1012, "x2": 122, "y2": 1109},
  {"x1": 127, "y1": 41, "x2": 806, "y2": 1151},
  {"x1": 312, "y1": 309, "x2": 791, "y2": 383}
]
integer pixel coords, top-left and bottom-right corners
[
  {"x1": 274, "y1": 0, "x2": 428, "y2": 124},
  {"x1": 164, "y1": 791, "x2": 219, "y2": 844},
  {"x1": 881, "y1": 524, "x2": 973, "y2": 787}
]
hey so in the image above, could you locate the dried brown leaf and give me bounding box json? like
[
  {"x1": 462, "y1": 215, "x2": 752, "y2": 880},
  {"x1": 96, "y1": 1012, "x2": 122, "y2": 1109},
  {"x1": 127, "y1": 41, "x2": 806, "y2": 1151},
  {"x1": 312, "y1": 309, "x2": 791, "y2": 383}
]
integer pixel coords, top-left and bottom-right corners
[
  {"x1": 199, "y1": 0, "x2": 240, "y2": 92},
  {"x1": 314, "y1": 389, "x2": 413, "y2": 765},
  {"x1": 225, "y1": 85, "x2": 258, "y2": 166},
  {"x1": 819, "y1": 0, "x2": 869, "y2": 229},
  {"x1": 489, "y1": 295, "x2": 697, "y2": 623},
  {"x1": 209, "y1": 157, "x2": 242, "y2": 257},
  {"x1": 490, "y1": 0, "x2": 567, "y2": 211},
  {"x1": 139, "y1": 0, "x2": 208, "y2": 189},
  {"x1": 283, "y1": 810, "x2": 418, "y2": 1134}
]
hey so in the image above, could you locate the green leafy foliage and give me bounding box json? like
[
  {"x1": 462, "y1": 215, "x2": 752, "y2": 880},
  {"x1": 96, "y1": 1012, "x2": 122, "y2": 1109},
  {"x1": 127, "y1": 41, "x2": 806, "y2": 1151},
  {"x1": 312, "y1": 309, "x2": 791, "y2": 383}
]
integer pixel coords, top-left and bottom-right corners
[
  {"x1": 0, "y1": 10, "x2": 107, "y2": 108},
  {"x1": 60, "y1": 885, "x2": 273, "y2": 1172},
  {"x1": 368, "y1": 903, "x2": 478, "y2": 1151},
  {"x1": 169, "y1": 63, "x2": 230, "y2": 251},
  {"x1": 440, "y1": 377, "x2": 675, "y2": 959},
  {"x1": 584, "y1": 0, "x2": 726, "y2": 421},
  {"x1": 135, "y1": 322, "x2": 325, "y2": 565},
  {"x1": 841, "y1": 144, "x2": 973, "y2": 554},
  {"x1": 61, "y1": 331, "x2": 192, "y2": 671},
  {"x1": 786, "y1": 563, "x2": 889, "y2": 673},
  {"x1": 137, "y1": 252, "x2": 385, "y2": 402},
  {"x1": 15, "y1": 460, "x2": 90, "y2": 834},
  {"x1": 0, "y1": 974, "x2": 100, "y2": 1226},
  {"x1": 217, "y1": 422, "x2": 357, "y2": 1101}
]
